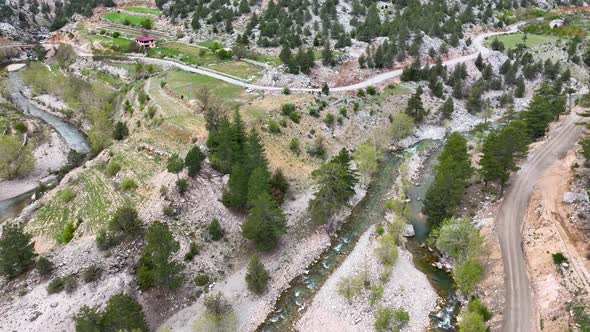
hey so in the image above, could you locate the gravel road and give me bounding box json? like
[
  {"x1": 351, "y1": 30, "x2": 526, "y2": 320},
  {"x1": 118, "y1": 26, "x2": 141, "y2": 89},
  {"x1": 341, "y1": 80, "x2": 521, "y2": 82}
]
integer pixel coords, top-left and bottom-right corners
[{"x1": 497, "y1": 110, "x2": 585, "y2": 332}]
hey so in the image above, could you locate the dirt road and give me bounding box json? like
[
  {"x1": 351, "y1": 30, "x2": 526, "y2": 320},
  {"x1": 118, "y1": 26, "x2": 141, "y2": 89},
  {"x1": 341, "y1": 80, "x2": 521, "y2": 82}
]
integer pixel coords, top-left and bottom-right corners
[{"x1": 497, "y1": 110, "x2": 585, "y2": 332}]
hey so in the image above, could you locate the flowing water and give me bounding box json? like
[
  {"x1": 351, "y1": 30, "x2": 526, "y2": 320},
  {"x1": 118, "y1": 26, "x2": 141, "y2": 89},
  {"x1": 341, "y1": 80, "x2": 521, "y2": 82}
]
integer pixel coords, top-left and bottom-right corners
[
  {"x1": 259, "y1": 141, "x2": 459, "y2": 331},
  {"x1": 0, "y1": 70, "x2": 90, "y2": 221}
]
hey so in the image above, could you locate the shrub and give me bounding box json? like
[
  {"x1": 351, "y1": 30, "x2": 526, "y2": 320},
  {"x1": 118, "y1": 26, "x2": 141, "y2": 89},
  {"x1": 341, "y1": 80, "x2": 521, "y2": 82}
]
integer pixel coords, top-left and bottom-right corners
[
  {"x1": 208, "y1": 218, "x2": 224, "y2": 241},
  {"x1": 36, "y1": 256, "x2": 53, "y2": 277},
  {"x1": 194, "y1": 274, "x2": 210, "y2": 286},
  {"x1": 57, "y1": 222, "x2": 75, "y2": 244},
  {"x1": 96, "y1": 229, "x2": 120, "y2": 250},
  {"x1": 366, "y1": 86, "x2": 377, "y2": 95},
  {"x1": 185, "y1": 145, "x2": 205, "y2": 177},
  {"x1": 336, "y1": 274, "x2": 363, "y2": 304},
  {"x1": 163, "y1": 206, "x2": 176, "y2": 217},
  {"x1": 268, "y1": 120, "x2": 281, "y2": 134},
  {"x1": 369, "y1": 284, "x2": 383, "y2": 306},
  {"x1": 176, "y1": 178, "x2": 189, "y2": 194},
  {"x1": 108, "y1": 206, "x2": 142, "y2": 237},
  {"x1": 324, "y1": 113, "x2": 335, "y2": 127},
  {"x1": 375, "y1": 224, "x2": 384, "y2": 236},
  {"x1": 47, "y1": 277, "x2": 65, "y2": 294},
  {"x1": 112, "y1": 31, "x2": 120, "y2": 38},
  {"x1": 281, "y1": 103, "x2": 296, "y2": 116},
  {"x1": 393, "y1": 309, "x2": 410, "y2": 325},
  {"x1": 467, "y1": 298, "x2": 492, "y2": 321},
  {"x1": 288, "y1": 111, "x2": 300, "y2": 123},
  {"x1": 339, "y1": 107, "x2": 348, "y2": 117},
  {"x1": 309, "y1": 108, "x2": 320, "y2": 117},
  {"x1": 100, "y1": 294, "x2": 149, "y2": 331},
  {"x1": 63, "y1": 275, "x2": 78, "y2": 294},
  {"x1": 552, "y1": 252, "x2": 568, "y2": 265},
  {"x1": 120, "y1": 177, "x2": 137, "y2": 191},
  {"x1": 82, "y1": 265, "x2": 101, "y2": 283},
  {"x1": 357, "y1": 89, "x2": 365, "y2": 97},
  {"x1": 112, "y1": 121, "x2": 129, "y2": 140},
  {"x1": 289, "y1": 138, "x2": 300, "y2": 155},
  {"x1": 106, "y1": 160, "x2": 121, "y2": 177},
  {"x1": 245, "y1": 255, "x2": 269, "y2": 294},
  {"x1": 453, "y1": 258, "x2": 482, "y2": 294},
  {"x1": 282, "y1": 87, "x2": 290, "y2": 95},
  {"x1": 13, "y1": 121, "x2": 27, "y2": 132},
  {"x1": 374, "y1": 307, "x2": 394, "y2": 331},
  {"x1": 184, "y1": 242, "x2": 200, "y2": 261},
  {"x1": 59, "y1": 187, "x2": 76, "y2": 203},
  {"x1": 374, "y1": 233, "x2": 398, "y2": 266}
]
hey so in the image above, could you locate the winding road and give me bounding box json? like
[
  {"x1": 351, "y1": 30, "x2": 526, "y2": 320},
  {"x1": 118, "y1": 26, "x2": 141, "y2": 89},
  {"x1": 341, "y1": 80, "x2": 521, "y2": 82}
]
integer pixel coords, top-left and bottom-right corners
[
  {"x1": 497, "y1": 110, "x2": 585, "y2": 332},
  {"x1": 65, "y1": 21, "x2": 526, "y2": 93}
]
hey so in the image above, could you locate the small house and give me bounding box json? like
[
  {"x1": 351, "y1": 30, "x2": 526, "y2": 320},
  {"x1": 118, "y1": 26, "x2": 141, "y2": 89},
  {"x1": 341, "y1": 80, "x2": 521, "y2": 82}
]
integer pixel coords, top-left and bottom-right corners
[
  {"x1": 135, "y1": 36, "x2": 156, "y2": 48},
  {"x1": 550, "y1": 19, "x2": 564, "y2": 28}
]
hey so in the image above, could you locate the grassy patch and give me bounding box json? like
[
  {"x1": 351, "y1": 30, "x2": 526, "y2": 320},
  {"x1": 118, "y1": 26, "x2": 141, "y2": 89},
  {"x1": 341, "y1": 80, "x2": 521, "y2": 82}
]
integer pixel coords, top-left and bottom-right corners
[
  {"x1": 485, "y1": 33, "x2": 560, "y2": 49},
  {"x1": 20, "y1": 62, "x2": 113, "y2": 120},
  {"x1": 147, "y1": 42, "x2": 224, "y2": 66},
  {"x1": 248, "y1": 54, "x2": 282, "y2": 66},
  {"x1": 103, "y1": 12, "x2": 153, "y2": 27},
  {"x1": 165, "y1": 70, "x2": 244, "y2": 101},
  {"x1": 124, "y1": 7, "x2": 161, "y2": 15},
  {"x1": 198, "y1": 40, "x2": 223, "y2": 49},
  {"x1": 208, "y1": 60, "x2": 262, "y2": 79},
  {"x1": 29, "y1": 169, "x2": 127, "y2": 236},
  {"x1": 523, "y1": 20, "x2": 585, "y2": 38}
]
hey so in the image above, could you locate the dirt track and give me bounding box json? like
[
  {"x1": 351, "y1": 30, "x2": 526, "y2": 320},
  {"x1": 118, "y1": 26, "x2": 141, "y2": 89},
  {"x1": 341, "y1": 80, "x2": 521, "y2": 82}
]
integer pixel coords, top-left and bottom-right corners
[{"x1": 497, "y1": 110, "x2": 585, "y2": 332}]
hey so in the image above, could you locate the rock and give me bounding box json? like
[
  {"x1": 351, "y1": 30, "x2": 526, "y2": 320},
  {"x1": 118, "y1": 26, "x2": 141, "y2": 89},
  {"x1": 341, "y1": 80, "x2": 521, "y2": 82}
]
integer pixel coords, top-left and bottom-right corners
[
  {"x1": 403, "y1": 224, "x2": 415, "y2": 237},
  {"x1": 563, "y1": 192, "x2": 587, "y2": 204},
  {"x1": 50, "y1": 303, "x2": 58, "y2": 308},
  {"x1": 29, "y1": 311, "x2": 41, "y2": 322}
]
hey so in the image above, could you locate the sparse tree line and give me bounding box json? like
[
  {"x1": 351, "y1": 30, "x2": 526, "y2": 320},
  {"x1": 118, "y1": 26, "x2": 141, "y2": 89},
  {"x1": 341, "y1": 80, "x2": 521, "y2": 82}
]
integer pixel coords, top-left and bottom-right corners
[{"x1": 419, "y1": 78, "x2": 567, "y2": 330}]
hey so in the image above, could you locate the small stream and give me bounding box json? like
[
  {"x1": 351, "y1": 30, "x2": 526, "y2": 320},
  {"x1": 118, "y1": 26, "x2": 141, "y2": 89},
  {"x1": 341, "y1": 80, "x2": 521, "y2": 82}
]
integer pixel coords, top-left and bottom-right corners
[
  {"x1": 259, "y1": 140, "x2": 459, "y2": 331},
  {"x1": 0, "y1": 70, "x2": 90, "y2": 221}
]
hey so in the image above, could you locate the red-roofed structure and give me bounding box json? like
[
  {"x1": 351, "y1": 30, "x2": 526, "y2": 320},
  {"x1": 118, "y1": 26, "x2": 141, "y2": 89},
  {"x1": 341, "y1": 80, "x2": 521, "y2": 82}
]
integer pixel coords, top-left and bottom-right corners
[{"x1": 135, "y1": 36, "x2": 156, "y2": 48}]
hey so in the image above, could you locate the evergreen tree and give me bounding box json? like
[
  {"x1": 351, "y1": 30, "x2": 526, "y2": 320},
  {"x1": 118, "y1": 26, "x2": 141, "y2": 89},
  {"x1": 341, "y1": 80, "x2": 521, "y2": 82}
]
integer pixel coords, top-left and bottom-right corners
[
  {"x1": 247, "y1": 166, "x2": 271, "y2": 206},
  {"x1": 136, "y1": 221, "x2": 184, "y2": 290},
  {"x1": 441, "y1": 97, "x2": 454, "y2": 120},
  {"x1": 112, "y1": 121, "x2": 129, "y2": 140},
  {"x1": 322, "y1": 39, "x2": 334, "y2": 66},
  {"x1": 185, "y1": 145, "x2": 205, "y2": 177},
  {"x1": 480, "y1": 120, "x2": 529, "y2": 187},
  {"x1": 242, "y1": 193, "x2": 287, "y2": 250},
  {"x1": 0, "y1": 223, "x2": 35, "y2": 279},
  {"x1": 245, "y1": 255, "x2": 270, "y2": 294},
  {"x1": 269, "y1": 168, "x2": 289, "y2": 205},
  {"x1": 308, "y1": 149, "x2": 357, "y2": 223},
  {"x1": 515, "y1": 76, "x2": 525, "y2": 98},
  {"x1": 167, "y1": 153, "x2": 184, "y2": 179},
  {"x1": 405, "y1": 87, "x2": 427, "y2": 122},
  {"x1": 100, "y1": 294, "x2": 149, "y2": 332},
  {"x1": 223, "y1": 162, "x2": 250, "y2": 209},
  {"x1": 475, "y1": 53, "x2": 484, "y2": 71},
  {"x1": 467, "y1": 83, "x2": 483, "y2": 114},
  {"x1": 423, "y1": 133, "x2": 473, "y2": 226}
]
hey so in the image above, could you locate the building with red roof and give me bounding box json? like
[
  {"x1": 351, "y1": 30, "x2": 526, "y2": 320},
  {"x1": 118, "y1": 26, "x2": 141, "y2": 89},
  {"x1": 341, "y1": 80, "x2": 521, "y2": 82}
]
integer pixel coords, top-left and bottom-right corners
[{"x1": 135, "y1": 36, "x2": 156, "y2": 48}]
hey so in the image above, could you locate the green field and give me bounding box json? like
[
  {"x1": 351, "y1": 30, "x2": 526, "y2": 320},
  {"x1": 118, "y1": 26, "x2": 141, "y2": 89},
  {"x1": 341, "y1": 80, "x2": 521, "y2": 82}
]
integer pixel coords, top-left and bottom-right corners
[
  {"x1": 198, "y1": 40, "x2": 223, "y2": 49},
  {"x1": 165, "y1": 70, "x2": 244, "y2": 101},
  {"x1": 147, "y1": 42, "x2": 227, "y2": 66},
  {"x1": 208, "y1": 61, "x2": 262, "y2": 79},
  {"x1": 486, "y1": 33, "x2": 560, "y2": 49},
  {"x1": 103, "y1": 12, "x2": 154, "y2": 27},
  {"x1": 124, "y1": 7, "x2": 161, "y2": 15}
]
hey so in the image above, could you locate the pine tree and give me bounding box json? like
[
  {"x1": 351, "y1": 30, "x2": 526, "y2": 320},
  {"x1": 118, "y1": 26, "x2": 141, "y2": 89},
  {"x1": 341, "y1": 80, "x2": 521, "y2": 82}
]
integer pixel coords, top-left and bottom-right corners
[
  {"x1": 223, "y1": 162, "x2": 250, "y2": 209},
  {"x1": 100, "y1": 294, "x2": 149, "y2": 332},
  {"x1": 279, "y1": 45, "x2": 292, "y2": 66},
  {"x1": 475, "y1": 53, "x2": 484, "y2": 71},
  {"x1": 242, "y1": 193, "x2": 287, "y2": 250},
  {"x1": 136, "y1": 221, "x2": 184, "y2": 290},
  {"x1": 167, "y1": 153, "x2": 184, "y2": 179},
  {"x1": 467, "y1": 83, "x2": 483, "y2": 114},
  {"x1": 515, "y1": 76, "x2": 525, "y2": 98},
  {"x1": 245, "y1": 255, "x2": 270, "y2": 294},
  {"x1": 405, "y1": 87, "x2": 427, "y2": 122},
  {"x1": 239, "y1": 0, "x2": 250, "y2": 14},
  {"x1": 269, "y1": 169, "x2": 289, "y2": 205},
  {"x1": 308, "y1": 149, "x2": 357, "y2": 223},
  {"x1": 112, "y1": 121, "x2": 129, "y2": 140},
  {"x1": 0, "y1": 223, "x2": 35, "y2": 279},
  {"x1": 423, "y1": 133, "x2": 473, "y2": 226},
  {"x1": 322, "y1": 39, "x2": 334, "y2": 66},
  {"x1": 247, "y1": 166, "x2": 270, "y2": 206},
  {"x1": 185, "y1": 145, "x2": 205, "y2": 177},
  {"x1": 441, "y1": 97, "x2": 454, "y2": 120}
]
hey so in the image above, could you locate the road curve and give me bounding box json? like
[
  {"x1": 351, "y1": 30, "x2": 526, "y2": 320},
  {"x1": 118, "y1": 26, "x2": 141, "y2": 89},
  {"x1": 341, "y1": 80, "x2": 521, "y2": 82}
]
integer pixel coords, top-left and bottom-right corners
[
  {"x1": 65, "y1": 21, "x2": 524, "y2": 93},
  {"x1": 497, "y1": 110, "x2": 585, "y2": 332}
]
